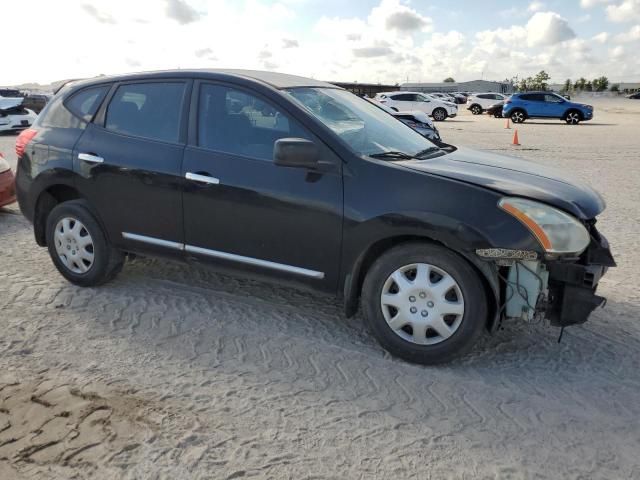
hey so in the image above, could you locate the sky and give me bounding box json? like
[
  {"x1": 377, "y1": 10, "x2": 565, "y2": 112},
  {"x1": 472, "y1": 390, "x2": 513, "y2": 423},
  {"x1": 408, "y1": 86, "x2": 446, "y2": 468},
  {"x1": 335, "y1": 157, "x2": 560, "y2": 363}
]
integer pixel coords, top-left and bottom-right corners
[{"x1": 2, "y1": 0, "x2": 639, "y2": 86}]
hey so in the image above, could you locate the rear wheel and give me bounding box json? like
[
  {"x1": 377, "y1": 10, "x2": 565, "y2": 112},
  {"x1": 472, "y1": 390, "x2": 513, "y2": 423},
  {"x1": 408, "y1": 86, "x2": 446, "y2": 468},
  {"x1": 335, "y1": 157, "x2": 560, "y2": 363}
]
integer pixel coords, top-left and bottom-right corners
[
  {"x1": 361, "y1": 243, "x2": 487, "y2": 364},
  {"x1": 510, "y1": 110, "x2": 526, "y2": 123},
  {"x1": 565, "y1": 111, "x2": 582, "y2": 125},
  {"x1": 470, "y1": 104, "x2": 482, "y2": 115},
  {"x1": 46, "y1": 200, "x2": 124, "y2": 287},
  {"x1": 432, "y1": 108, "x2": 448, "y2": 121}
]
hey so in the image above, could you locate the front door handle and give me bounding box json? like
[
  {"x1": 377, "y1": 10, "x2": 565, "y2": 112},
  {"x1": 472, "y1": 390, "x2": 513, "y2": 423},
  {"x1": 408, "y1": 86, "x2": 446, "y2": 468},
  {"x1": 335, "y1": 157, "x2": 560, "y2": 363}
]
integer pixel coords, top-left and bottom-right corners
[
  {"x1": 78, "y1": 153, "x2": 104, "y2": 164},
  {"x1": 185, "y1": 172, "x2": 220, "y2": 185}
]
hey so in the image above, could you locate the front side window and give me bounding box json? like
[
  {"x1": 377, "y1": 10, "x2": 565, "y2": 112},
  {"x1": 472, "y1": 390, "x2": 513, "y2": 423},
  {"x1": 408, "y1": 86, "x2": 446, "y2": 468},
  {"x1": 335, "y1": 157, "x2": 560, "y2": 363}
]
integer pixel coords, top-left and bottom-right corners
[
  {"x1": 197, "y1": 84, "x2": 310, "y2": 161},
  {"x1": 286, "y1": 88, "x2": 438, "y2": 158},
  {"x1": 545, "y1": 94, "x2": 563, "y2": 103},
  {"x1": 105, "y1": 82, "x2": 186, "y2": 143},
  {"x1": 416, "y1": 95, "x2": 431, "y2": 102}
]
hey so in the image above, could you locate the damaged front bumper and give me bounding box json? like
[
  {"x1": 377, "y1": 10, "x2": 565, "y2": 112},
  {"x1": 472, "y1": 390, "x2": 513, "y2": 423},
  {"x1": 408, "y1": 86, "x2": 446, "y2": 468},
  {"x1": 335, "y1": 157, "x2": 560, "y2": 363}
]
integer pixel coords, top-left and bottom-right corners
[{"x1": 478, "y1": 226, "x2": 616, "y2": 328}]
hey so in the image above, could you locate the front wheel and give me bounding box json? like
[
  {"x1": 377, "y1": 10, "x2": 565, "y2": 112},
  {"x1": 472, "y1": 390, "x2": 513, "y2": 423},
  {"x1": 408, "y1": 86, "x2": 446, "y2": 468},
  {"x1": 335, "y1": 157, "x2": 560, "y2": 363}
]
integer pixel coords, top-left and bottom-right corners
[
  {"x1": 470, "y1": 104, "x2": 482, "y2": 115},
  {"x1": 432, "y1": 108, "x2": 448, "y2": 121},
  {"x1": 46, "y1": 200, "x2": 124, "y2": 287},
  {"x1": 565, "y1": 111, "x2": 582, "y2": 124},
  {"x1": 361, "y1": 243, "x2": 487, "y2": 364}
]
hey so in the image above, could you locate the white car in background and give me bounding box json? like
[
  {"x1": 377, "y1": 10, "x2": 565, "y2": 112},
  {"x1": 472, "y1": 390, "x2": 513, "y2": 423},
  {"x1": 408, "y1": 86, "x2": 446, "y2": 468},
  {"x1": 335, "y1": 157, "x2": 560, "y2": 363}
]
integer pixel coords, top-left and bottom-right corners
[
  {"x1": 0, "y1": 97, "x2": 38, "y2": 132},
  {"x1": 374, "y1": 91, "x2": 458, "y2": 121},
  {"x1": 466, "y1": 93, "x2": 508, "y2": 115}
]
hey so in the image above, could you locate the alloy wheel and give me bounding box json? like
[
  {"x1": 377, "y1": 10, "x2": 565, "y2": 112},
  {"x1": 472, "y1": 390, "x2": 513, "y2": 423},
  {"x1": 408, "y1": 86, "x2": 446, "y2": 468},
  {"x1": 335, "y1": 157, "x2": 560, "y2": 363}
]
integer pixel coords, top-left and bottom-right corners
[
  {"x1": 54, "y1": 217, "x2": 95, "y2": 274},
  {"x1": 566, "y1": 112, "x2": 580, "y2": 124},
  {"x1": 511, "y1": 111, "x2": 525, "y2": 123},
  {"x1": 380, "y1": 263, "x2": 465, "y2": 345},
  {"x1": 433, "y1": 109, "x2": 446, "y2": 121}
]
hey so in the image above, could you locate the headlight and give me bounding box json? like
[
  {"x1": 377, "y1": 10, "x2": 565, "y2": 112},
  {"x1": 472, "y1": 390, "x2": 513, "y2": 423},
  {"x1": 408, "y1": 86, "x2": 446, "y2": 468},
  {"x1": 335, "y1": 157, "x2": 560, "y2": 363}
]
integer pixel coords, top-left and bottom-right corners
[{"x1": 499, "y1": 197, "x2": 590, "y2": 254}]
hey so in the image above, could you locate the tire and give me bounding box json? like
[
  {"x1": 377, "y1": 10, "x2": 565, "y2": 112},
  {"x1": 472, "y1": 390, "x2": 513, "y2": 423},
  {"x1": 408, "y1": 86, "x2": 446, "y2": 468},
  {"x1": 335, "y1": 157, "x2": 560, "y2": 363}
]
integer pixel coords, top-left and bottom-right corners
[
  {"x1": 45, "y1": 199, "x2": 124, "y2": 287},
  {"x1": 470, "y1": 104, "x2": 482, "y2": 115},
  {"x1": 432, "y1": 108, "x2": 448, "y2": 121},
  {"x1": 361, "y1": 243, "x2": 487, "y2": 365},
  {"x1": 510, "y1": 110, "x2": 526, "y2": 123},
  {"x1": 565, "y1": 110, "x2": 582, "y2": 125}
]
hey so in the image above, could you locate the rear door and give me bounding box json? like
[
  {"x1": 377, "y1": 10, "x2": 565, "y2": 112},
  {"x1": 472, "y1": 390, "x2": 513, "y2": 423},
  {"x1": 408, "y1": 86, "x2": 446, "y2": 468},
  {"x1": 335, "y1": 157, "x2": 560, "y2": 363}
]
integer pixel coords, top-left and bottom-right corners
[
  {"x1": 181, "y1": 81, "x2": 343, "y2": 291},
  {"x1": 521, "y1": 93, "x2": 545, "y2": 116},
  {"x1": 388, "y1": 93, "x2": 415, "y2": 111},
  {"x1": 73, "y1": 80, "x2": 191, "y2": 256}
]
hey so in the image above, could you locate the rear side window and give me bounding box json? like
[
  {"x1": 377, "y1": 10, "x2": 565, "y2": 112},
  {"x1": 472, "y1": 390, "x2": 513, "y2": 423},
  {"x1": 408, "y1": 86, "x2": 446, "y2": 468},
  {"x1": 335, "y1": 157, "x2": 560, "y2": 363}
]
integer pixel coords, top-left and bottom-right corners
[
  {"x1": 66, "y1": 86, "x2": 109, "y2": 122},
  {"x1": 40, "y1": 95, "x2": 82, "y2": 129},
  {"x1": 105, "y1": 82, "x2": 186, "y2": 143},
  {"x1": 391, "y1": 94, "x2": 415, "y2": 101}
]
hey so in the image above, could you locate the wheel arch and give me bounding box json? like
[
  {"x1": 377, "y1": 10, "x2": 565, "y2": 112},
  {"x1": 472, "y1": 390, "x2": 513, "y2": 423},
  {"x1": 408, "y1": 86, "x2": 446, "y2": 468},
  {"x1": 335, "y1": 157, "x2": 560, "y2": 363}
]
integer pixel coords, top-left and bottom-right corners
[
  {"x1": 33, "y1": 184, "x2": 84, "y2": 246},
  {"x1": 343, "y1": 234, "x2": 500, "y2": 332}
]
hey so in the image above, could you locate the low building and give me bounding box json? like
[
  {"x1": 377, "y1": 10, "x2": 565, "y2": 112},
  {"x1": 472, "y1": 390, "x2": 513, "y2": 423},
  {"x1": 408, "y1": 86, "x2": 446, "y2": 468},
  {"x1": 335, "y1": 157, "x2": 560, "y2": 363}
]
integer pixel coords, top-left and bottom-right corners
[
  {"x1": 329, "y1": 82, "x2": 399, "y2": 97},
  {"x1": 400, "y1": 80, "x2": 515, "y2": 94},
  {"x1": 617, "y1": 82, "x2": 640, "y2": 93}
]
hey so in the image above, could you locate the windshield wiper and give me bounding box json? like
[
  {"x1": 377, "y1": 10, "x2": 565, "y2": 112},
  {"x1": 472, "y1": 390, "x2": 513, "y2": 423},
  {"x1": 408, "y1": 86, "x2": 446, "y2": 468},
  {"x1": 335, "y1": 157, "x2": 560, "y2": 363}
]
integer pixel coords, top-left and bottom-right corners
[
  {"x1": 413, "y1": 147, "x2": 441, "y2": 159},
  {"x1": 368, "y1": 151, "x2": 414, "y2": 160}
]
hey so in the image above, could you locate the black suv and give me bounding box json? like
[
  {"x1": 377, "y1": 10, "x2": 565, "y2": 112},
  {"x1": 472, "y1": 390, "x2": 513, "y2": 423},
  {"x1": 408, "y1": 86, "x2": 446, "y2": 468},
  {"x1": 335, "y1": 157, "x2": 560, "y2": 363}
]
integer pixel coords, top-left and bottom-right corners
[{"x1": 14, "y1": 70, "x2": 615, "y2": 364}]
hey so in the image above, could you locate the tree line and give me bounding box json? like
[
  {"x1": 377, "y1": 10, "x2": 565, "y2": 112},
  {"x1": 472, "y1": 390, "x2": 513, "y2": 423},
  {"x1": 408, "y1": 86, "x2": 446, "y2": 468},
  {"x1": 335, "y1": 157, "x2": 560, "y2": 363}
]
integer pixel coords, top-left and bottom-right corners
[{"x1": 514, "y1": 70, "x2": 619, "y2": 93}]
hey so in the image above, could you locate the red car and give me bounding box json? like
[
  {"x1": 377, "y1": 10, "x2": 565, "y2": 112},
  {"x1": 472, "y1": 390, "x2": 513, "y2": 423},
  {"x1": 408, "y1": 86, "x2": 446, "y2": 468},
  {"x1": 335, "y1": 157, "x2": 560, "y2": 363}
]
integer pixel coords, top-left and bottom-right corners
[{"x1": 0, "y1": 153, "x2": 16, "y2": 207}]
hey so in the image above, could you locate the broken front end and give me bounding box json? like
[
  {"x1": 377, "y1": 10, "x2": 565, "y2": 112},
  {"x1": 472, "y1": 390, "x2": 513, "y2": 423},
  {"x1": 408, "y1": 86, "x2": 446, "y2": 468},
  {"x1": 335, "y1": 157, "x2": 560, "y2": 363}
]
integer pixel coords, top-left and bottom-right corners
[{"x1": 479, "y1": 198, "x2": 616, "y2": 329}]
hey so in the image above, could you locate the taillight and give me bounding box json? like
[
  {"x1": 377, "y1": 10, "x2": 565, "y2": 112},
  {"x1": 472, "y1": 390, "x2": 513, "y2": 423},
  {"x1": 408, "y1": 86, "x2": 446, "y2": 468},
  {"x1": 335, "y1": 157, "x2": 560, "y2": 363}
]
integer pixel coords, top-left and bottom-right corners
[{"x1": 15, "y1": 128, "x2": 38, "y2": 158}]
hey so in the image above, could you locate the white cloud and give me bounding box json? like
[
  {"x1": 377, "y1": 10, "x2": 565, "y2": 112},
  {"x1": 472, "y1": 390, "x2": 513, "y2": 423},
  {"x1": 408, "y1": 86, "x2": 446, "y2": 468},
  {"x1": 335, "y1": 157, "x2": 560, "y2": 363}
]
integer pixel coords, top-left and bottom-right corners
[
  {"x1": 529, "y1": 1, "x2": 545, "y2": 12},
  {"x1": 615, "y1": 24, "x2": 640, "y2": 41},
  {"x1": 580, "y1": 0, "x2": 614, "y2": 7},
  {"x1": 592, "y1": 31, "x2": 610, "y2": 42},
  {"x1": 0, "y1": 0, "x2": 637, "y2": 88},
  {"x1": 609, "y1": 45, "x2": 626, "y2": 59},
  {"x1": 606, "y1": 0, "x2": 640, "y2": 22},
  {"x1": 368, "y1": 0, "x2": 432, "y2": 33},
  {"x1": 526, "y1": 11, "x2": 576, "y2": 46}
]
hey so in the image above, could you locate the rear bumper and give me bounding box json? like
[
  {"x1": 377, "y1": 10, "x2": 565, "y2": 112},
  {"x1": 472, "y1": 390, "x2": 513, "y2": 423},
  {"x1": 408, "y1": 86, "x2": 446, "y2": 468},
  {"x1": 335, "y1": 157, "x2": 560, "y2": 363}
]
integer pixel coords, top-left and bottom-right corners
[{"x1": 0, "y1": 169, "x2": 16, "y2": 207}]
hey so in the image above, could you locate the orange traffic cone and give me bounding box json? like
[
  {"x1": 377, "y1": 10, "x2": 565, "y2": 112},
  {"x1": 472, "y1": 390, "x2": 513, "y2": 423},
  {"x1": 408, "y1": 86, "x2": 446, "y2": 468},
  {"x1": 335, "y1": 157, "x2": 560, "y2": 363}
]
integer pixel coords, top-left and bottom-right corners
[
  {"x1": 512, "y1": 129, "x2": 520, "y2": 146},
  {"x1": 505, "y1": 118, "x2": 510, "y2": 129}
]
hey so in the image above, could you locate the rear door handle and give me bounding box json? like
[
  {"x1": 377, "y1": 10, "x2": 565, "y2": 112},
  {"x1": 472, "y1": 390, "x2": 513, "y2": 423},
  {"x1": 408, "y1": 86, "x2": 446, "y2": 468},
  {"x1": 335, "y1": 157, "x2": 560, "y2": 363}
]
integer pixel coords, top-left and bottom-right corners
[
  {"x1": 185, "y1": 172, "x2": 220, "y2": 185},
  {"x1": 78, "y1": 153, "x2": 104, "y2": 164}
]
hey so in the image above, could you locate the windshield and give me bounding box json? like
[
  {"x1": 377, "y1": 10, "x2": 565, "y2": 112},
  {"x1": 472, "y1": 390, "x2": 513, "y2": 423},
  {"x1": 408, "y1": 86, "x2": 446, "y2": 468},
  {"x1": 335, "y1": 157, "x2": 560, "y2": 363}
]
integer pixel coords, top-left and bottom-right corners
[{"x1": 284, "y1": 88, "x2": 438, "y2": 158}]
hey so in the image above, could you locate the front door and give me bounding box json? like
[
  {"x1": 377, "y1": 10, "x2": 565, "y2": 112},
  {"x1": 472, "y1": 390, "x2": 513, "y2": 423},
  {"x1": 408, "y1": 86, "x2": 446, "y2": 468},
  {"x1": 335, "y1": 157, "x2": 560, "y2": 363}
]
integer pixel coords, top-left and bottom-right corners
[
  {"x1": 181, "y1": 82, "x2": 343, "y2": 291},
  {"x1": 74, "y1": 80, "x2": 190, "y2": 255}
]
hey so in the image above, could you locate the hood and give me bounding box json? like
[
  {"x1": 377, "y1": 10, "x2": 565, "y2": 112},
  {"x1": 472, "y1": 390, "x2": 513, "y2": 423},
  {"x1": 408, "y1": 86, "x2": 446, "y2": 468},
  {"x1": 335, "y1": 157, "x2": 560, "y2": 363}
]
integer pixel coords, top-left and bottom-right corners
[
  {"x1": 0, "y1": 97, "x2": 24, "y2": 111},
  {"x1": 397, "y1": 110, "x2": 435, "y2": 127},
  {"x1": 400, "y1": 147, "x2": 605, "y2": 219}
]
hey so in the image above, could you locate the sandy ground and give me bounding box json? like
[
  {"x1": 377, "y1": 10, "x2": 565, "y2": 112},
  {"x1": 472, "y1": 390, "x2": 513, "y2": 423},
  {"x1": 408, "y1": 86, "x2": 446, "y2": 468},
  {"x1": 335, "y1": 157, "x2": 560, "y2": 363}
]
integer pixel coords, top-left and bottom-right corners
[{"x1": 0, "y1": 96, "x2": 639, "y2": 479}]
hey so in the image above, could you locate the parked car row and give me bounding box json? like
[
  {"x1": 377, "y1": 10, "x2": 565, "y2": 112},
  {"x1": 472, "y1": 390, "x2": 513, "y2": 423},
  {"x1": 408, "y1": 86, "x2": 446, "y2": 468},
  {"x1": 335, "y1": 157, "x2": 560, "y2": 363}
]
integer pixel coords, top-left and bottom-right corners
[
  {"x1": 373, "y1": 92, "x2": 458, "y2": 121},
  {"x1": 0, "y1": 98, "x2": 38, "y2": 133},
  {"x1": 0, "y1": 91, "x2": 50, "y2": 114}
]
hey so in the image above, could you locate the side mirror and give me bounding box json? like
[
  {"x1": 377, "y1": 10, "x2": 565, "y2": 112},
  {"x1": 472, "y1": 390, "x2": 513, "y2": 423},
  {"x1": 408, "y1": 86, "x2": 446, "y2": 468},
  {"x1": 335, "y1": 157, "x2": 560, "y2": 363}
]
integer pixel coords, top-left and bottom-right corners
[{"x1": 274, "y1": 138, "x2": 319, "y2": 168}]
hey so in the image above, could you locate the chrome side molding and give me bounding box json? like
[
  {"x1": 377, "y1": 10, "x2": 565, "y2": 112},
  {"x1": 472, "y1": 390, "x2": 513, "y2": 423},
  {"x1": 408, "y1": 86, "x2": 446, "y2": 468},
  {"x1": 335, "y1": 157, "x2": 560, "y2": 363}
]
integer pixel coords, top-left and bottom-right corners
[
  {"x1": 121, "y1": 232, "x2": 324, "y2": 279},
  {"x1": 184, "y1": 244, "x2": 325, "y2": 279},
  {"x1": 122, "y1": 232, "x2": 184, "y2": 250}
]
